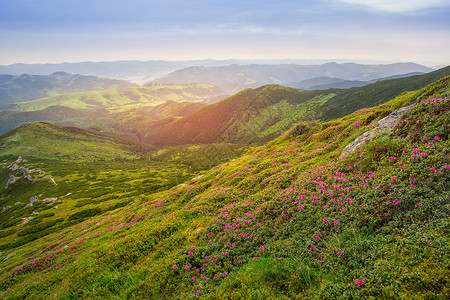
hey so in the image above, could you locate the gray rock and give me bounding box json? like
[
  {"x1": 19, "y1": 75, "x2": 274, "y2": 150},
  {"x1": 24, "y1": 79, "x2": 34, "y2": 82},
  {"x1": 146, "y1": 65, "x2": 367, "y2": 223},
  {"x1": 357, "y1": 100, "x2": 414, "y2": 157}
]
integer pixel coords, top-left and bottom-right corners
[
  {"x1": 2, "y1": 252, "x2": 15, "y2": 262},
  {"x1": 340, "y1": 103, "x2": 416, "y2": 158},
  {"x1": 29, "y1": 196, "x2": 39, "y2": 204},
  {"x1": 21, "y1": 217, "x2": 33, "y2": 224},
  {"x1": 5, "y1": 175, "x2": 18, "y2": 188},
  {"x1": 43, "y1": 198, "x2": 57, "y2": 203},
  {"x1": 1, "y1": 206, "x2": 11, "y2": 213},
  {"x1": 10, "y1": 164, "x2": 20, "y2": 171}
]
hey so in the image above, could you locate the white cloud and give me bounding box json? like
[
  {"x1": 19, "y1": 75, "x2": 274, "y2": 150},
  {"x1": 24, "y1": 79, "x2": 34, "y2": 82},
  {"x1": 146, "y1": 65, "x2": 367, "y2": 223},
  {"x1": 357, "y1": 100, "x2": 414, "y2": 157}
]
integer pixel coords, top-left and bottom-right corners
[{"x1": 335, "y1": 0, "x2": 449, "y2": 12}]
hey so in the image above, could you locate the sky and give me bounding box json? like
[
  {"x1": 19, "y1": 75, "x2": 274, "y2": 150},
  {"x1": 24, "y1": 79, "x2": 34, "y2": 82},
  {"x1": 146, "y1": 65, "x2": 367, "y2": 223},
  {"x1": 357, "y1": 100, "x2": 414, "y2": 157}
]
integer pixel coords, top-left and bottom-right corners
[{"x1": 0, "y1": 0, "x2": 449, "y2": 66}]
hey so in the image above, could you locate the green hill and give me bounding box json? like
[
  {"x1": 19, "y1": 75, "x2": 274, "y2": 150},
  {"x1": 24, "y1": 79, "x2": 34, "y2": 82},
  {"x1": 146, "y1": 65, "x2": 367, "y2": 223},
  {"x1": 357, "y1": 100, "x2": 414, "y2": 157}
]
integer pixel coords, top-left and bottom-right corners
[
  {"x1": 0, "y1": 122, "x2": 140, "y2": 160},
  {"x1": 0, "y1": 76, "x2": 448, "y2": 299},
  {"x1": 0, "y1": 83, "x2": 226, "y2": 135},
  {"x1": 5, "y1": 82, "x2": 224, "y2": 112},
  {"x1": 146, "y1": 66, "x2": 450, "y2": 147}
]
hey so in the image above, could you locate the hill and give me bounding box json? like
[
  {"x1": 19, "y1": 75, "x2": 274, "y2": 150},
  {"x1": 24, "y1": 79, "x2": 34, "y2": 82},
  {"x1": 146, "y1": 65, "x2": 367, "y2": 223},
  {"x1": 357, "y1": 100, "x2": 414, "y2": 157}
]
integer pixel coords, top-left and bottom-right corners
[
  {"x1": 0, "y1": 122, "x2": 140, "y2": 160},
  {"x1": 146, "y1": 66, "x2": 450, "y2": 147},
  {"x1": 0, "y1": 83, "x2": 226, "y2": 135},
  {"x1": 0, "y1": 76, "x2": 447, "y2": 299},
  {"x1": 0, "y1": 72, "x2": 133, "y2": 104},
  {"x1": 152, "y1": 62, "x2": 432, "y2": 93}
]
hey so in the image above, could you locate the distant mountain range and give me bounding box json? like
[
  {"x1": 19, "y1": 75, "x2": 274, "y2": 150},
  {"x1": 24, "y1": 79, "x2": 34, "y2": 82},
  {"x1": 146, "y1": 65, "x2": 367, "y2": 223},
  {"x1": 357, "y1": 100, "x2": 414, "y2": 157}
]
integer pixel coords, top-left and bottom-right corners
[
  {"x1": 284, "y1": 72, "x2": 425, "y2": 90},
  {"x1": 0, "y1": 60, "x2": 276, "y2": 83},
  {"x1": 152, "y1": 62, "x2": 433, "y2": 93},
  {"x1": 0, "y1": 60, "x2": 434, "y2": 87},
  {"x1": 0, "y1": 62, "x2": 433, "y2": 105},
  {"x1": 0, "y1": 72, "x2": 134, "y2": 103}
]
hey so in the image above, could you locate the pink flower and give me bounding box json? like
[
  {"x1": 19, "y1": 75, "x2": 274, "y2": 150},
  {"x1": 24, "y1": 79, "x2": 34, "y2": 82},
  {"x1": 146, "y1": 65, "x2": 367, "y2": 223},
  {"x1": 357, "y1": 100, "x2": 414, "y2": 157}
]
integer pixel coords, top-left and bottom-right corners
[
  {"x1": 172, "y1": 264, "x2": 178, "y2": 270},
  {"x1": 184, "y1": 265, "x2": 190, "y2": 270},
  {"x1": 434, "y1": 136, "x2": 440, "y2": 140},
  {"x1": 201, "y1": 274, "x2": 206, "y2": 279},
  {"x1": 392, "y1": 199, "x2": 402, "y2": 205},
  {"x1": 355, "y1": 279, "x2": 365, "y2": 286},
  {"x1": 196, "y1": 291, "x2": 201, "y2": 295},
  {"x1": 192, "y1": 276, "x2": 196, "y2": 281},
  {"x1": 223, "y1": 272, "x2": 227, "y2": 277}
]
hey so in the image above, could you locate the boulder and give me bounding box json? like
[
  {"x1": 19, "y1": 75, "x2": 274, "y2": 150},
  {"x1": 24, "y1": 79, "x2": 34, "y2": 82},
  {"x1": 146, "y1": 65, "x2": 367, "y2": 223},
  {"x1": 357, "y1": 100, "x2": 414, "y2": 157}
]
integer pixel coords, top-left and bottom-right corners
[{"x1": 340, "y1": 103, "x2": 416, "y2": 158}]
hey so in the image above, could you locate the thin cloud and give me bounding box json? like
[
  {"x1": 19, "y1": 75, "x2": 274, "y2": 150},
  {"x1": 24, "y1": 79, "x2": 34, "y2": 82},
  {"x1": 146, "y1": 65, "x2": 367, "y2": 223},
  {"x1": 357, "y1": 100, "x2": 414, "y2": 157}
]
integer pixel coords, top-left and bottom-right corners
[{"x1": 335, "y1": 0, "x2": 450, "y2": 12}]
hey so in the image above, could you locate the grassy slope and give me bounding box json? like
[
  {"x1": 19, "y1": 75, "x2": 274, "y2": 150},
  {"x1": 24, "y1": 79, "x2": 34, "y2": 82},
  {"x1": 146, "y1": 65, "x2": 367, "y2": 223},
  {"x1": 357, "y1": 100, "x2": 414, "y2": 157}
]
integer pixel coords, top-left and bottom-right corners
[
  {"x1": 0, "y1": 122, "x2": 140, "y2": 160},
  {"x1": 147, "y1": 66, "x2": 450, "y2": 147},
  {"x1": 322, "y1": 65, "x2": 450, "y2": 120},
  {"x1": 0, "y1": 77, "x2": 448, "y2": 299},
  {"x1": 146, "y1": 86, "x2": 327, "y2": 146}
]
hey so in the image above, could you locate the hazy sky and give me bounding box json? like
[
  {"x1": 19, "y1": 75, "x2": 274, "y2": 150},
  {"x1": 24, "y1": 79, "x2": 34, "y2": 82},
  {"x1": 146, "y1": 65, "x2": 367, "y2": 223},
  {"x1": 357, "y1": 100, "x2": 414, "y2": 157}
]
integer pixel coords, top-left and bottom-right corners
[{"x1": 1, "y1": 0, "x2": 449, "y2": 65}]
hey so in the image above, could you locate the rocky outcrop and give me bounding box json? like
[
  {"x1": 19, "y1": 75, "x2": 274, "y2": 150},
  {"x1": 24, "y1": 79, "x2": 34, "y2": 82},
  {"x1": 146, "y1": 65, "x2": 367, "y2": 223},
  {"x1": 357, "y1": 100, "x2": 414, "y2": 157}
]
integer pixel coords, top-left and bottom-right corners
[
  {"x1": 1, "y1": 206, "x2": 11, "y2": 213},
  {"x1": 43, "y1": 197, "x2": 57, "y2": 203},
  {"x1": 5, "y1": 175, "x2": 18, "y2": 189},
  {"x1": 21, "y1": 217, "x2": 32, "y2": 225},
  {"x1": 340, "y1": 103, "x2": 416, "y2": 158},
  {"x1": 24, "y1": 196, "x2": 40, "y2": 208}
]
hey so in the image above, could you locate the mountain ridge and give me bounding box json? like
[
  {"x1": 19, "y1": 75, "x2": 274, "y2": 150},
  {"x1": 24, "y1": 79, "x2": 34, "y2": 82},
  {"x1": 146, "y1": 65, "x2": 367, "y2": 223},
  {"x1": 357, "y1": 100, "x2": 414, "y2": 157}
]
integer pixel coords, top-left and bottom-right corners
[{"x1": 152, "y1": 62, "x2": 433, "y2": 93}]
